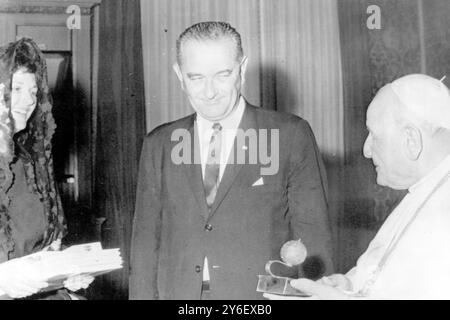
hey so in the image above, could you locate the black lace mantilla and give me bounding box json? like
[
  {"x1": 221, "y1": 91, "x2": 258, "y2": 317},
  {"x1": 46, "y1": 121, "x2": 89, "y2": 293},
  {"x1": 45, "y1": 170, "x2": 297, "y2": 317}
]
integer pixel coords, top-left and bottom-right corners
[{"x1": 0, "y1": 38, "x2": 67, "y2": 262}]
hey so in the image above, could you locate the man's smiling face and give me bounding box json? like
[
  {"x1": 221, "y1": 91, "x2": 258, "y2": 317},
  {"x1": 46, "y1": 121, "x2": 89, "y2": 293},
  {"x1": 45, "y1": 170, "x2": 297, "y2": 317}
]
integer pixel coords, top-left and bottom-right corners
[{"x1": 174, "y1": 38, "x2": 247, "y2": 121}]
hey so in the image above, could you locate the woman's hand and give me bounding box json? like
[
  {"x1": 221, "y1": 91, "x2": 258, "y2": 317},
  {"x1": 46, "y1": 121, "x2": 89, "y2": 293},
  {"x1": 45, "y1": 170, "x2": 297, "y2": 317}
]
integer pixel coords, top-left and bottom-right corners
[
  {"x1": 63, "y1": 274, "x2": 94, "y2": 292},
  {"x1": 41, "y1": 239, "x2": 62, "y2": 252},
  {"x1": 0, "y1": 260, "x2": 48, "y2": 299},
  {"x1": 0, "y1": 275, "x2": 48, "y2": 299}
]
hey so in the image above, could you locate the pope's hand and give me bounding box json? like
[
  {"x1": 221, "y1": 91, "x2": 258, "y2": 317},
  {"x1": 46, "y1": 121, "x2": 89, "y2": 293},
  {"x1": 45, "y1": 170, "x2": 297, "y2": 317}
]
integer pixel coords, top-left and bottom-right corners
[
  {"x1": 263, "y1": 292, "x2": 319, "y2": 300},
  {"x1": 317, "y1": 274, "x2": 353, "y2": 291},
  {"x1": 290, "y1": 278, "x2": 351, "y2": 300},
  {"x1": 64, "y1": 274, "x2": 94, "y2": 292},
  {"x1": 0, "y1": 260, "x2": 48, "y2": 299}
]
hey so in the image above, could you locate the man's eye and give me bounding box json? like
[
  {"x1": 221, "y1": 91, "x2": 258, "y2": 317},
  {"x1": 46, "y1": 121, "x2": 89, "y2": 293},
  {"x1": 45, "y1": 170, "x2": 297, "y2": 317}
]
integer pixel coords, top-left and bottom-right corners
[{"x1": 189, "y1": 77, "x2": 202, "y2": 81}]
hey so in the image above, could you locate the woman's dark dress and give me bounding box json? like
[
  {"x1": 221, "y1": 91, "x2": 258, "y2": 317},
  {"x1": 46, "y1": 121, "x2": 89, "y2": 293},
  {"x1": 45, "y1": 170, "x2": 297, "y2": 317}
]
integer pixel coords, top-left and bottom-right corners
[
  {"x1": 9, "y1": 158, "x2": 47, "y2": 259},
  {"x1": 7, "y1": 158, "x2": 71, "y2": 300}
]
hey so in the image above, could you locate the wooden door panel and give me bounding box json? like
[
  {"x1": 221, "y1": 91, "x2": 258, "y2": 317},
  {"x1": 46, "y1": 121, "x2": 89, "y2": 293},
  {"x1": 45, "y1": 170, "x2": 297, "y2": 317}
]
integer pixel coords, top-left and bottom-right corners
[{"x1": 16, "y1": 24, "x2": 71, "y2": 51}]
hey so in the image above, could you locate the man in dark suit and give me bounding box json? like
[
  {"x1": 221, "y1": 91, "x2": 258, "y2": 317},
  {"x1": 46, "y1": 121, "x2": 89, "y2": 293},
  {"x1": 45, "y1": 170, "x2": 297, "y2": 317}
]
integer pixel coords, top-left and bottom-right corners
[{"x1": 129, "y1": 21, "x2": 333, "y2": 300}]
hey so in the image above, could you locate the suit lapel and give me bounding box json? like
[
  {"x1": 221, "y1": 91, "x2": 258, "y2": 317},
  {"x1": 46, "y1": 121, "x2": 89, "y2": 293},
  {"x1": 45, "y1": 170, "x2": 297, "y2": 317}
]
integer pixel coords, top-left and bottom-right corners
[
  {"x1": 181, "y1": 114, "x2": 210, "y2": 220},
  {"x1": 207, "y1": 103, "x2": 257, "y2": 220}
]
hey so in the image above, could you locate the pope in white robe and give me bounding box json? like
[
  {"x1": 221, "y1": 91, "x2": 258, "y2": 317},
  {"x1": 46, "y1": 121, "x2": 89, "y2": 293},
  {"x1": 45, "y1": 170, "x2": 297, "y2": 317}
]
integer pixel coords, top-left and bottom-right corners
[{"x1": 266, "y1": 74, "x2": 450, "y2": 300}]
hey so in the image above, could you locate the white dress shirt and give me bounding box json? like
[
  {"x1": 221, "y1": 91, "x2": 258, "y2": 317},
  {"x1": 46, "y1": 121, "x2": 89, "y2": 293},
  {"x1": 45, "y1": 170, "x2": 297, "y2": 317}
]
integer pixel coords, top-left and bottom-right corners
[
  {"x1": 196, "y1": 96, "x2": 246, "y2": 181},
  {"x1": 195, "y1": 97, "x2": 246, "y2": 283},
  {"x1": 346, "y1": 155, "x2": 450, "y2": 299}
]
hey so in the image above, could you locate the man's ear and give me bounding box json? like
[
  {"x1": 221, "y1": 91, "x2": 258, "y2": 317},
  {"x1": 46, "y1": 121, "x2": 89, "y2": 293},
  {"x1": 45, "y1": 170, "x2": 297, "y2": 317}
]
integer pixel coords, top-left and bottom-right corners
[
  {"x1": 173, "y1": 62, "x2": 184, "y2": 88},
  {"x1": 404, "y1": 125, "x2": 423, "y2": 160},
  {"x1": 239, "y1": 56, "x2": 249, "y2": 85}
]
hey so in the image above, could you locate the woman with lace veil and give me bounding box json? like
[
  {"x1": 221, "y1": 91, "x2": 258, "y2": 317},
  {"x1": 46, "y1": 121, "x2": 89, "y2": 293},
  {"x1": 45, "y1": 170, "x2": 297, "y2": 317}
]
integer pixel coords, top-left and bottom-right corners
[{"x1": 0, "y1": 38, "x2": 93, "y2": 299}]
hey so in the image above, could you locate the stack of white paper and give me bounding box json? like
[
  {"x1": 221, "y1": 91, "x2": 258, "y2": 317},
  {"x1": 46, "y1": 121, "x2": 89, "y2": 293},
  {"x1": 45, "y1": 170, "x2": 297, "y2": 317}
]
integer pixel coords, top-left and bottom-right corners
[{"x1": 0, "y1": 242, "x2": 123, "y2": 298}]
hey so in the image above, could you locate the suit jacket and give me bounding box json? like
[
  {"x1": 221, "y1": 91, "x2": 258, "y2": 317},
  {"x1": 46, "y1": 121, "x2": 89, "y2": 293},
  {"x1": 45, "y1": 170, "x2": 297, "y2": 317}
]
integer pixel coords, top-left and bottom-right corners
[{"x1": 129, "y1": 102, "x2": 334, "y2": 299}]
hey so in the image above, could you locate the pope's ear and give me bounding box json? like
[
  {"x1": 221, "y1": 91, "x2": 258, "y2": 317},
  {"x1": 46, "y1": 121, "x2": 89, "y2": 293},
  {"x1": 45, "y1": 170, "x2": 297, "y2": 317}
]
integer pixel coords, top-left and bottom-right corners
[
  {"x1": 404, "y1": 125, "x2": 423, "y2": 160},
  {"x1": 239, "y1": 56, "x2": 249, "y2": 85},
  {"x1": 173, "y1": 62, "x2": 183, "y2": 84}
]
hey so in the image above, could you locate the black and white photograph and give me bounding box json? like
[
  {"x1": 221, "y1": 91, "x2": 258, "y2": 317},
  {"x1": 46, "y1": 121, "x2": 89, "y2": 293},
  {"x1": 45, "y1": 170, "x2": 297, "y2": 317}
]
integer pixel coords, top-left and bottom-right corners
[{"x1": 0, "y1": 0, "x2": 449, "y2": 303}]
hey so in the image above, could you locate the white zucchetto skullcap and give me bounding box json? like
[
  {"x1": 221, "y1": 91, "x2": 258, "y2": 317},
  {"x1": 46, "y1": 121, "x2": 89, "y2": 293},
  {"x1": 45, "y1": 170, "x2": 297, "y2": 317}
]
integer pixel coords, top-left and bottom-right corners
[{"x1": 387, "y1": 74, "x2": 450, "y2": 129}]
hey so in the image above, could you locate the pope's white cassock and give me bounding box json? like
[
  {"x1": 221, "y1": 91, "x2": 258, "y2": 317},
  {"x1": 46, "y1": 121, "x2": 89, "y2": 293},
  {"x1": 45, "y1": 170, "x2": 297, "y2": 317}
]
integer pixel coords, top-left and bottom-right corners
[{"x1": 346, "y1": 155, "x2": 450, "y2": 299}]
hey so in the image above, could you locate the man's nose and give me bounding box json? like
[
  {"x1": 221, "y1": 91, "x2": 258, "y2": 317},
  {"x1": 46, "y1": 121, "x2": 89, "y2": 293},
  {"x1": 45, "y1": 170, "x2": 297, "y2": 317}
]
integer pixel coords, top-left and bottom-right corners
[
  {"x1": 363, "y1": 136, "x2": 372, "y2": 158},
  {"x1": 204, "y1": 80, "x2": 217, "y2": 100}
]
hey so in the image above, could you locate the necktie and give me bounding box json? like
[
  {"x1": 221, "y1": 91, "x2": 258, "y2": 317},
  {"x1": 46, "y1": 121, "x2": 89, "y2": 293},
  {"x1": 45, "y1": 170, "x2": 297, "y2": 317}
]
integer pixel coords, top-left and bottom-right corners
[{"x1": 203, "y1": 123, "x2": 222, "y2": 209}]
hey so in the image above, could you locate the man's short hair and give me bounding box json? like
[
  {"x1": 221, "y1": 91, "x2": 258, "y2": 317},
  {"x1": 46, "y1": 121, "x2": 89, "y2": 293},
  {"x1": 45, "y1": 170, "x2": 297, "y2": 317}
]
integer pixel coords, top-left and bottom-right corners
[{"x1": 176, "y1": 21, "x2": 243, "y2": 65}]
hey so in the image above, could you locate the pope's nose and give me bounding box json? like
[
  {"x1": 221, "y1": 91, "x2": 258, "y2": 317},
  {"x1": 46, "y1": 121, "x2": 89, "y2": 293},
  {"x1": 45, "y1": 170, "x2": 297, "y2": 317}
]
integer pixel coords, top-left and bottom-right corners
[{"x1": 363, "y1": 136, "x2": 372, "y2": 158}]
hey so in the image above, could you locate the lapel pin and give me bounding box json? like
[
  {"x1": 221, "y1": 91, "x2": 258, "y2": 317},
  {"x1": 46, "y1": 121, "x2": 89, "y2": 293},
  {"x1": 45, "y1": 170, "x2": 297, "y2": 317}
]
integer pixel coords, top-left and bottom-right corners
[{"x1": 242, "y1": 145, "x2": 248, "y2": 150}]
